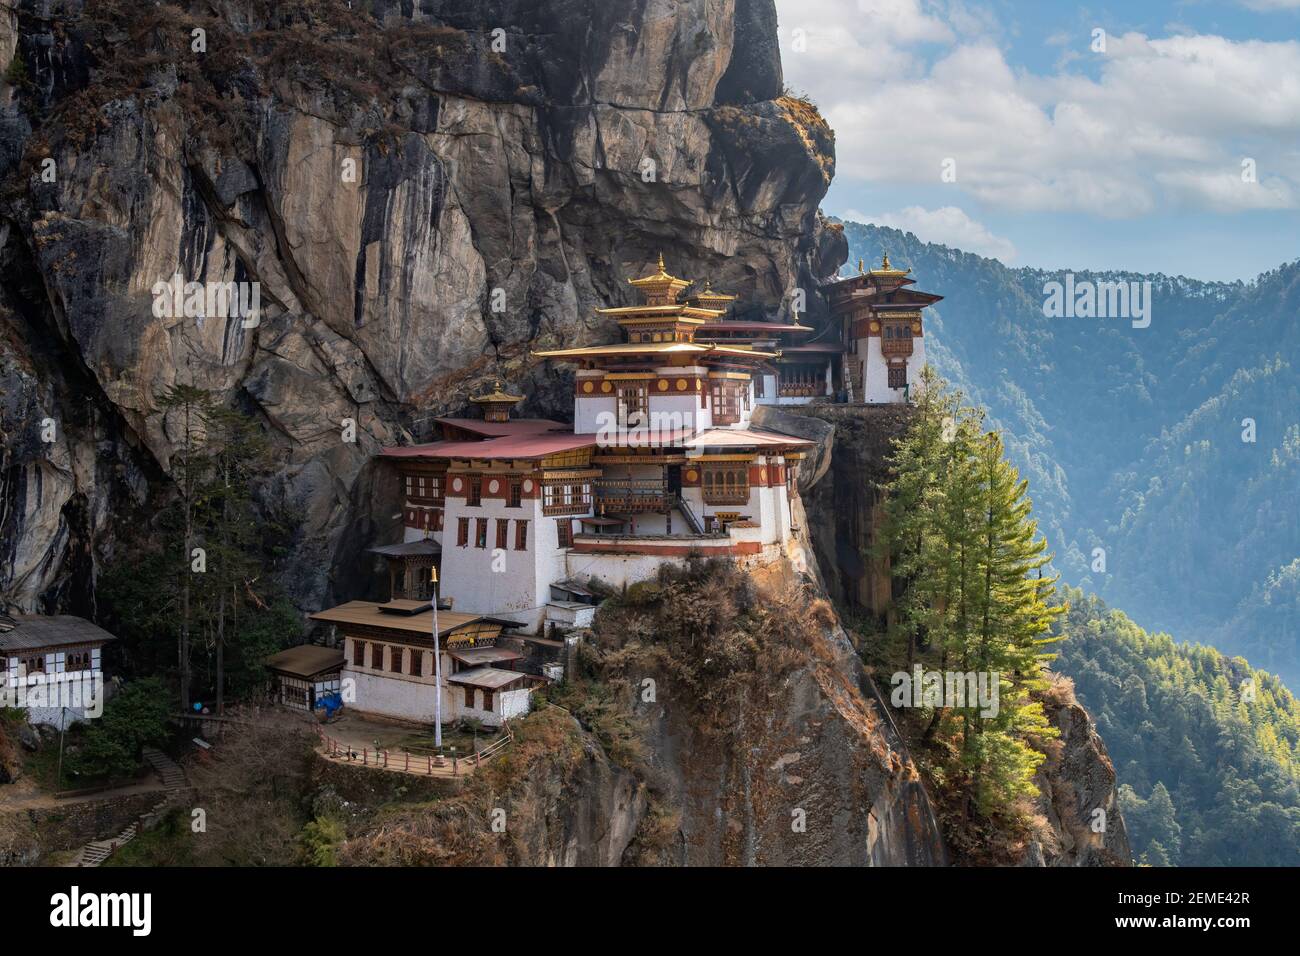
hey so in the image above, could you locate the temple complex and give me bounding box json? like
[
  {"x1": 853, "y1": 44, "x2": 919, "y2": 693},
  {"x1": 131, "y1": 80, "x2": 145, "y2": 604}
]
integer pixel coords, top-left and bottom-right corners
[{"x1": 308, "y1": 250, "x2": 940, "y2": 725}]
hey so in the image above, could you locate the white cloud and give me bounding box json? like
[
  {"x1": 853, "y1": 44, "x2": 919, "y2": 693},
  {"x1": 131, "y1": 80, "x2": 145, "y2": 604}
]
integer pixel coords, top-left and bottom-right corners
[
  {"x1": 777, "y1": 2, "x2": 1300, "y2": 217},
  {"x1": 852, "y1": 205, "x2": 1018, "y2": 261}
]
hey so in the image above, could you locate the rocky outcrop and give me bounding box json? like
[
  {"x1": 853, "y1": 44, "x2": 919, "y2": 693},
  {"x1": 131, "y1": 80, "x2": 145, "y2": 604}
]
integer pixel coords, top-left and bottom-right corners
[
  {"x1": 1022, "y1": 699, "x2": 1132, "y2": 866},
  {"x1": 577, "y1": 564, "x2": 947, "y2": 866},
  {"x1": 0, "y1": 0, "x2": 841, "y2": 614},
  {"x1": 637, "y1": 614, "x2": 947, "y2": 866},
  {"x1": 337, "y1": 707, "x2": 646, "y2": 867}
]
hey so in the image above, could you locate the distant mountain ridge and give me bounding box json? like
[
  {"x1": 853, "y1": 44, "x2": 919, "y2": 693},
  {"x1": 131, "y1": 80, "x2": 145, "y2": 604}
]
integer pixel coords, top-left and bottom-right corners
[{"x1": 838, "y1": 220, "x2": 1300, "y2": 688}]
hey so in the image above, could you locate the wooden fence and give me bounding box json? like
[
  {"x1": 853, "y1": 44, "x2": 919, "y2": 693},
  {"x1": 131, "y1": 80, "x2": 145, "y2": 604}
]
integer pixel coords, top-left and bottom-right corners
[{"x1": 314, "y1": 722, "x2": 513, "y2": 777}]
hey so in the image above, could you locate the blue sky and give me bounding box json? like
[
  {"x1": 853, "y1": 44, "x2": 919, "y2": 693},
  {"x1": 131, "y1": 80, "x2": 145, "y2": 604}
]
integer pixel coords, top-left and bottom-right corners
[{"x1": 775, "y1": 0, "x2": 1300, "y2": 281}]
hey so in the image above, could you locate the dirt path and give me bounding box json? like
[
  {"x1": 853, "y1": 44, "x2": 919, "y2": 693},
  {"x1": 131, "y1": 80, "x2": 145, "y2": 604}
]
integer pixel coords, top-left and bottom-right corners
[{"x1": 1, "y1": 776, "x2": 171, "y2": 811}]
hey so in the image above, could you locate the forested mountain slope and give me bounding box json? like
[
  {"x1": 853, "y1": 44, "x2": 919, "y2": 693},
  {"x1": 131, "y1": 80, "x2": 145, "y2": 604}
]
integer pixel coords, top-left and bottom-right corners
[{"x1": 1052, "y1": 590, "x2": 1299, "y2": 866}]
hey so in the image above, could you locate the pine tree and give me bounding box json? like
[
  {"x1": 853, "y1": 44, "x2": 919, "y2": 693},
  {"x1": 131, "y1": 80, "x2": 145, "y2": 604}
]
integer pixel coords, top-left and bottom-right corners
[
  {"x1": 962, "y1": 430, "x2": 1063, "y2": 812},
  {"x1": 882, "y1": 371, "x2": 1065, "y2": 817},
  {"x1": 157, "y1": 383, "x2": 215, "y2": 712}
]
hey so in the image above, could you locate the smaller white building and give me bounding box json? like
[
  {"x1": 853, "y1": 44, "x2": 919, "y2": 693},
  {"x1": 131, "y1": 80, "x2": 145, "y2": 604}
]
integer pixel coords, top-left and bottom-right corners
[{"x1": 309, "y1": 600, "x2": 535, "y2": 729}]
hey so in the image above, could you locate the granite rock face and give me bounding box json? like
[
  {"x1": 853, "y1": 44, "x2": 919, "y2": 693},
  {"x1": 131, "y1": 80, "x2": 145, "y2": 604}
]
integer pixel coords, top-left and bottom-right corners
[
  {"x1": 1021, "y1": 700, "x2": 1133, "y2": 866},
  {"x1": 0, "y1": 0, "x2": 840, "y2": 613}
]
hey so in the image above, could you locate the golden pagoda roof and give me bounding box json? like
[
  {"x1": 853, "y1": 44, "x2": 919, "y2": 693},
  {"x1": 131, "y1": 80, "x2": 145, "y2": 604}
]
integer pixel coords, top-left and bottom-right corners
[
  {"x1": 468, "y1": 379, "x2": 524, "y2": 404},
  {"x1": 628, "y1": 253, "x2": 691, "y2": 292},
  {"x1": 868, "y1": 252, "x2": 910, "y2": 277},
  {"x1": 533, "y1": 342, "x2": 778, "y2": 360},
  {"x1": 692, "y1": 279, "x2": 738, "y2": 303}
]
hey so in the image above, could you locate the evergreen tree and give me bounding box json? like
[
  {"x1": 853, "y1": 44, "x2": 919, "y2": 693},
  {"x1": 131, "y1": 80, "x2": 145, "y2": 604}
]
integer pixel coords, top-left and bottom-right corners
[{"x1": 881, "y1": 371, "x2": 1063, "y2": 818}]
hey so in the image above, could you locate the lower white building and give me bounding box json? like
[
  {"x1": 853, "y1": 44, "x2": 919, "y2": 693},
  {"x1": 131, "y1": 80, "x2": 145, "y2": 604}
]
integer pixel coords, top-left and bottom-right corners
[{"x1": 0, "y1": 615, "x2": 116, "y2": 730}]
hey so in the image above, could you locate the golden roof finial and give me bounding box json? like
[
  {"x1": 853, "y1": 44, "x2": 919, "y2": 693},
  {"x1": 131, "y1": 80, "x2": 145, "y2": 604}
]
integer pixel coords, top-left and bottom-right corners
[
  {"x1": 881, "y1": 252, "x2": 891, "y2": 271},
  {"x1": 657, "y1": 252, "x2": 666, "y2": 275},
  {"x1": 858, "y1": 258, "x2": 864, "y2": 274}
]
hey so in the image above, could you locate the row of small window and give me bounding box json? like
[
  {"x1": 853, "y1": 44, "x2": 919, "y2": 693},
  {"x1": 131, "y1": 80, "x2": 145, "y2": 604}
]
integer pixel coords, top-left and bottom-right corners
[
  {"x1": 452, "y1": 517, "x2": 577, "y2": 550},
  {"x1": 348, "y1": 641, "x2": 500, "y2": 710},
  {"x1": 7, "y1": 651, "x2": 95, "y2": 674},
  {"x1": 352, "y1": 640, "x2": 427, "y2": 676},
  {"x1": 628, "y1": 331, "x2": 690, "y2": 343},
  {"x1": 457, "y1": 517, "x2": 529, "y2": 550}
]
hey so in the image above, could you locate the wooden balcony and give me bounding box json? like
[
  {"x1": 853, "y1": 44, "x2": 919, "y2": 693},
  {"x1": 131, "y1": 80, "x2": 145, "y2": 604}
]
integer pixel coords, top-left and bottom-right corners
[
  {"x1": 542, "y1": 499, "x2": 591, "y2": 516},
  {"x1": 881, "y1": 336, "x2": 914, "y2": 357},
  {"x1": 594, "y1": 478, "x2": 671, "y2": 514}
]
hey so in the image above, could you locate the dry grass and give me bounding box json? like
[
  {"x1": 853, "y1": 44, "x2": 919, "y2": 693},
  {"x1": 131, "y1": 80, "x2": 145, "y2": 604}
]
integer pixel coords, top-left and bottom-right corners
[
  {"x1": 776, "y1": 92, "x2": 834, "y2": 184},
  {"x1": 337, "y1": 705, "x2": 587, "y2": 866}
]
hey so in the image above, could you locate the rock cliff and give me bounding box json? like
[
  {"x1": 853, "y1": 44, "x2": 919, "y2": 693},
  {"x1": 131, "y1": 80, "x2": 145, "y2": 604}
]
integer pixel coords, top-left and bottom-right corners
[{"x1": 0, "y1": 0, "x2": 843, "y2": 612}]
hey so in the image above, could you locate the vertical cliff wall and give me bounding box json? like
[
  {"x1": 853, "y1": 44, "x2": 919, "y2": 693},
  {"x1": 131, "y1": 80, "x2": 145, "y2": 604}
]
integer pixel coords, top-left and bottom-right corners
[{"x1": 0, "y1": 0, "x2": 845, "y2": 613}]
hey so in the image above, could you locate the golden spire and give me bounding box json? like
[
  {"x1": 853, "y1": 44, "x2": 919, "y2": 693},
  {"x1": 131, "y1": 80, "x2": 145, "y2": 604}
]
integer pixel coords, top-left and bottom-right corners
[
  {"x1": 868, "y1": 251, "x2": 909, "y2": 277},
  {"x1": 858, "y1": 258, "x2": 864, "y2": 274},
  {"x1": 657, "y1": 252, "x2": 666, "y2": 275}
]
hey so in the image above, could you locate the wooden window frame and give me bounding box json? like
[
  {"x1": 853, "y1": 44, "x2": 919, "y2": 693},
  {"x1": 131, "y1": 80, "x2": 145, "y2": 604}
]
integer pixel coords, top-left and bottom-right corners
[
  {"x1": 467, "y1": 476, "x2": 482, "y2": 507},
  {"x1": 514, "y1": 519, "x2": 529, "y2": 551},
  {"x1": 556, "y1": 518, "x2": 573, "y2": 548},
  {"x1": 710, "y1": 379, "x2": 741, "y2": 424},
  {"x1": 457, "y1": 517, "x2": 469, "y2": 547},
  {"x1": 701, "y1": 463, "x2": 750, "y2": 505},
  {"x1": 475, "y1": 517, "x2": 488, "y2": 549},
  {"x1": 496, "y1": 517, "x2": 509, "y2": 550},
  {"x1": 616, "y1": 383, "x2": 648, "y2": 429},
  {"x1": 352, "y1": 640, "x2": 366, "y2": 667}
]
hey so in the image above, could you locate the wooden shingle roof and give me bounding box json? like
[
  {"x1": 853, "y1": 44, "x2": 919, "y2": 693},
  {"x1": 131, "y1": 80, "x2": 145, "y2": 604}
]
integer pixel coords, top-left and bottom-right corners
[{"x1": 0, "y1": 615, "x2": 117, "y2": 653}]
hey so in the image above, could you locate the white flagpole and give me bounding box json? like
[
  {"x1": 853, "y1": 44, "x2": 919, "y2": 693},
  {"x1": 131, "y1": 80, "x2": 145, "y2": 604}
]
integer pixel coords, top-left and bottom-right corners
[{"x1": 432, "y1": 566, "x2": 442, "y2": 750}]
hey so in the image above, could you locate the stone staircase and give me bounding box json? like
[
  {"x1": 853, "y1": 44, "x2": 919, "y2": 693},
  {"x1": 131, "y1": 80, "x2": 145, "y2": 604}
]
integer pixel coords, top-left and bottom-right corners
[
  {"x1": 142, "y1": 746, "x2": 187, "y2": 790},
  {"x1": 69, "y1": 748, "x2": 188, "y2": 867}
]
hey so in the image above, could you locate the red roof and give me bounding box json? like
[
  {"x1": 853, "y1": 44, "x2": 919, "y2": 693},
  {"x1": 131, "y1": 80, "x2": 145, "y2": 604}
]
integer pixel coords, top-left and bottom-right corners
[
  {"x1": 434, "y1": 417, "x2": 569, "y2": 437},
  {"x1": 380, "y1": 433, "x2": 598, "y2": 461}
]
